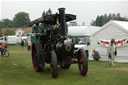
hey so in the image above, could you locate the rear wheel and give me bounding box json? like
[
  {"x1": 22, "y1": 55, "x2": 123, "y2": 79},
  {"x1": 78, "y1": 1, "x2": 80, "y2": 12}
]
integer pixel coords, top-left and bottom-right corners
[
  {"x1": 32, "y1": 43, "x2": 45, "y2": 72},
  {"x1": 77, "y1": 48, "x2": 88, "y2": 76},
  {"x1": 50, "y1": 50, "x2": 58, "y2": 78}
]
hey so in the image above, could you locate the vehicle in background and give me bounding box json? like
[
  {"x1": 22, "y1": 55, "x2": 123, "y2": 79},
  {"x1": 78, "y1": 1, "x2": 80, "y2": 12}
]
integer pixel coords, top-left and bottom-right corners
[
  {"x1": 0, "y1": 36, "x2": 7, "y2": 43},
  {"x1": 1, "y1": 35, "x2": 30, "y2": 45},
  {"x1": 7, "y1": 36, "x2": 18, "y2": 44},
  {"x1": 72, "y1": 36, "x2": 90, "y2": 58},
  {"x1": 22, "y1": 36, "x2": 27, "y2": 41},
  {"x1": 26, "y1": 33, "x2": 32, "y2": 41}
]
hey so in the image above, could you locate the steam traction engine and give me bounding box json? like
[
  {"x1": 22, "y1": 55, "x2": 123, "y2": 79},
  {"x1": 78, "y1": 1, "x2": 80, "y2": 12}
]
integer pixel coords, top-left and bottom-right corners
[{"x1": 30, "y1": 8, "x2": 88, "y2": 78}]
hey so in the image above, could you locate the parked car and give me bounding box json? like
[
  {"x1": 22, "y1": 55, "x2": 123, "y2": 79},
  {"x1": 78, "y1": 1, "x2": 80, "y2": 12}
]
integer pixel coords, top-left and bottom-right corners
[{"x1": 72, "y1": 37, "x2": 90, "y2": 58}]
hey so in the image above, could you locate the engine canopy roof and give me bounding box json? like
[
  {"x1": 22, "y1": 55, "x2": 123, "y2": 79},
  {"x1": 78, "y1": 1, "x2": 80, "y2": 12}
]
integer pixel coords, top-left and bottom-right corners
[{"x1": 30, "y1": 14, "x2": 76, "y2": 26}]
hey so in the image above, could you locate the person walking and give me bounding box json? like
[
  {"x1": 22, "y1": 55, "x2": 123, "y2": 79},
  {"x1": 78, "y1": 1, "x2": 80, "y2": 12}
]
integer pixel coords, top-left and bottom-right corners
[{"x1": 107, "y1": 38, "x2": 116, "y2": 66}]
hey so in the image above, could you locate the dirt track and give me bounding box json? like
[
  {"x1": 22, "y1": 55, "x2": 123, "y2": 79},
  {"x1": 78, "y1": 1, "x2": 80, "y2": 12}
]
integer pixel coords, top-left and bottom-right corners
[{"x1": 112, "y1": 68, "x2": 128, "y2": 71}]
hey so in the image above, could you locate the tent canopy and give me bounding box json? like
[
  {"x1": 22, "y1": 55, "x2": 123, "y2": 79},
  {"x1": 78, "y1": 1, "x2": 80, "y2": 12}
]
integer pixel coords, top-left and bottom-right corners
[
  {"x1": 68, "y1": 26, "x2": 101, "y2": 36},
  {"x1": 92, "y1": 20, "x2": 128, "y2": 37},
  {"x1": 113, "y1": 20, "x2": 128, "y2": 31}
]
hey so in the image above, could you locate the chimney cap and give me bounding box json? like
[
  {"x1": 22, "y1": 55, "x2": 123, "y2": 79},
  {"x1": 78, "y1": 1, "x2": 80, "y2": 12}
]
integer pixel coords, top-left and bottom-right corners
[{"x1": 58, "y1": 8, "x2": 65, "y2": 11}]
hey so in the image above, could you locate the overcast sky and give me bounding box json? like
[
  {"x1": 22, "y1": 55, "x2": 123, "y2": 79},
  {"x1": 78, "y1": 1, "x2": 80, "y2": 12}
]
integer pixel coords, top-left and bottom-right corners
[{"x1": 1, "y1": 0, "x2": 128, "y2": 25}]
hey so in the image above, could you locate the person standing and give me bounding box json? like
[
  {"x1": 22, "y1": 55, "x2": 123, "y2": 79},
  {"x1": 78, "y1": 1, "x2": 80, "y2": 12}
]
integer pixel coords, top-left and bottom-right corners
[
  {"x1": 107, "y1": 38, "x2": 116, "y2": 66},
  {"x1": 0, "y1": 44, "x2": 4, "y2": 56},
  {"x1": 27, "y1": 40, "x2": 31, "y2": 51},
  {"x1": 21, "y1": 40, "x2": 25, "y2": 49}
]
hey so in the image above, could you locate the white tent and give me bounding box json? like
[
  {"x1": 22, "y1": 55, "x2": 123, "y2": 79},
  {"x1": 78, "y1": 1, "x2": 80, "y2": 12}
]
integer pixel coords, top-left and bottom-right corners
[
  {"x1": 90, "y1": 20, "x2": 128, "y2": 61},
  {"x1": 68, "y1": 26, "x2": 101, "y2": 36}
]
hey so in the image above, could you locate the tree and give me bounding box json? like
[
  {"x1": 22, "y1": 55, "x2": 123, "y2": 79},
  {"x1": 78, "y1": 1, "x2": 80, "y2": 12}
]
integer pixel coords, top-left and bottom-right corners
[
  {"x1": 47, "y1": 8, "x2": 52, "y2": 15},
  {"x1": 94, "y1": 15, "x2": 104, "y2": 26},
  {"x1": 42, "y1": 11, "x2": 46, "y2": 17},
  {"x1": 42, "y1": 8, "x2": 52, "y2": 17},
  {"x1": 97, "y1": 15, "x2": 104, "y2": 26},
  {"x1": 13, "y1": 12, "x2": 30, "y2": 28},
  {"x1": 0, "y1": 19, "x2": 13, "y2": 28}
]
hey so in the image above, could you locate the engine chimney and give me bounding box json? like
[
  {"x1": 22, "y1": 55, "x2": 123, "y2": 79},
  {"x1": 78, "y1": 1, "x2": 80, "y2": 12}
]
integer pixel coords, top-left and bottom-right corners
[{"x1": 58, "y1": 8, "x2": 66, "y2": 36}]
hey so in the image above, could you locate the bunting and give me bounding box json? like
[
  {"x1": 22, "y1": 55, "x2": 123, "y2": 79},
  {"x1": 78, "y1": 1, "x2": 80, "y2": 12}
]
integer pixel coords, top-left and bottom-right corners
[{"x1": 99, "y1": 38, "x2": 128, "y2": 47}]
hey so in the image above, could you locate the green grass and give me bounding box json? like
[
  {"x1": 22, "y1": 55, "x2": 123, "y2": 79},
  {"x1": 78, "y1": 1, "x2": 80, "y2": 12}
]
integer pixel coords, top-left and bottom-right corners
[{"x1": 0, "y1": 45, "x2": 128, "y2": 85}]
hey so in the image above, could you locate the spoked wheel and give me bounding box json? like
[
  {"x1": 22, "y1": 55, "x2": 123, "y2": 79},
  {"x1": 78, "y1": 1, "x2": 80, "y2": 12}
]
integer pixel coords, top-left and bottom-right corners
[
  {"x1": 50, "y1": 50, "x2": 58, "y2": 78},
  {"x1": 32, "y1": 43, "x2": 45, "y2": 72},
  {"x1": 77, "y1": 48, "x2": 88, "y2": 76}
]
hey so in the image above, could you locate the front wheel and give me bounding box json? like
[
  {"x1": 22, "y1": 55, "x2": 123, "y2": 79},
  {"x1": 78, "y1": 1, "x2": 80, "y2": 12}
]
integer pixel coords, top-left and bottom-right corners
[
  {"x1": 50, "y1": 50, "x2": 58, "y2": 78},
  {"x1": 77, "y1": 48, "x2": 88, "y2": 76}
]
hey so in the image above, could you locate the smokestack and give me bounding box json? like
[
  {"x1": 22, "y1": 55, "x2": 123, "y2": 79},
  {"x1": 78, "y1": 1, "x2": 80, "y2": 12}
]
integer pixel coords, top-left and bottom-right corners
[{"x1": 58, "y1": 8, "x2": 66, "y2": 36}]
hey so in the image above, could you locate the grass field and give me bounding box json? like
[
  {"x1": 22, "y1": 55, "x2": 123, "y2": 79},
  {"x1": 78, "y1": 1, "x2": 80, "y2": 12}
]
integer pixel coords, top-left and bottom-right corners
[{"x1": 0, "y1": 45, "x2": 128, "y2": 85}]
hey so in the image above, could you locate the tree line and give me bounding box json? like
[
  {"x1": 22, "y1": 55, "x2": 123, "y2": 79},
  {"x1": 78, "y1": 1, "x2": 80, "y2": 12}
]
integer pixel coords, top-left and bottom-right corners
[
  {"x1": 91, "y1": 13, "x2": 128, "y2": 26},
  {"x1": 0, "y1": 12, "x2": 30, "y2": 28},
  {"x1": 0, "y1": 9, "x2": 128, "y2": 29},
  {"x1": 0, "y1": 9, "x2": 53, "y2": 36}
]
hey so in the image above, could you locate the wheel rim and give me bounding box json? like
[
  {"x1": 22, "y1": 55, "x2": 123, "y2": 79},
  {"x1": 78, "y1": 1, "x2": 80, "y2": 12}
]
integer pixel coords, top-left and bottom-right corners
[
  {"x1": 32, "y1": 44, "x2": 38, "y2": 71},
  {"x1": 78, "y1": 50, "x2": 84, "y2": 75}
]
